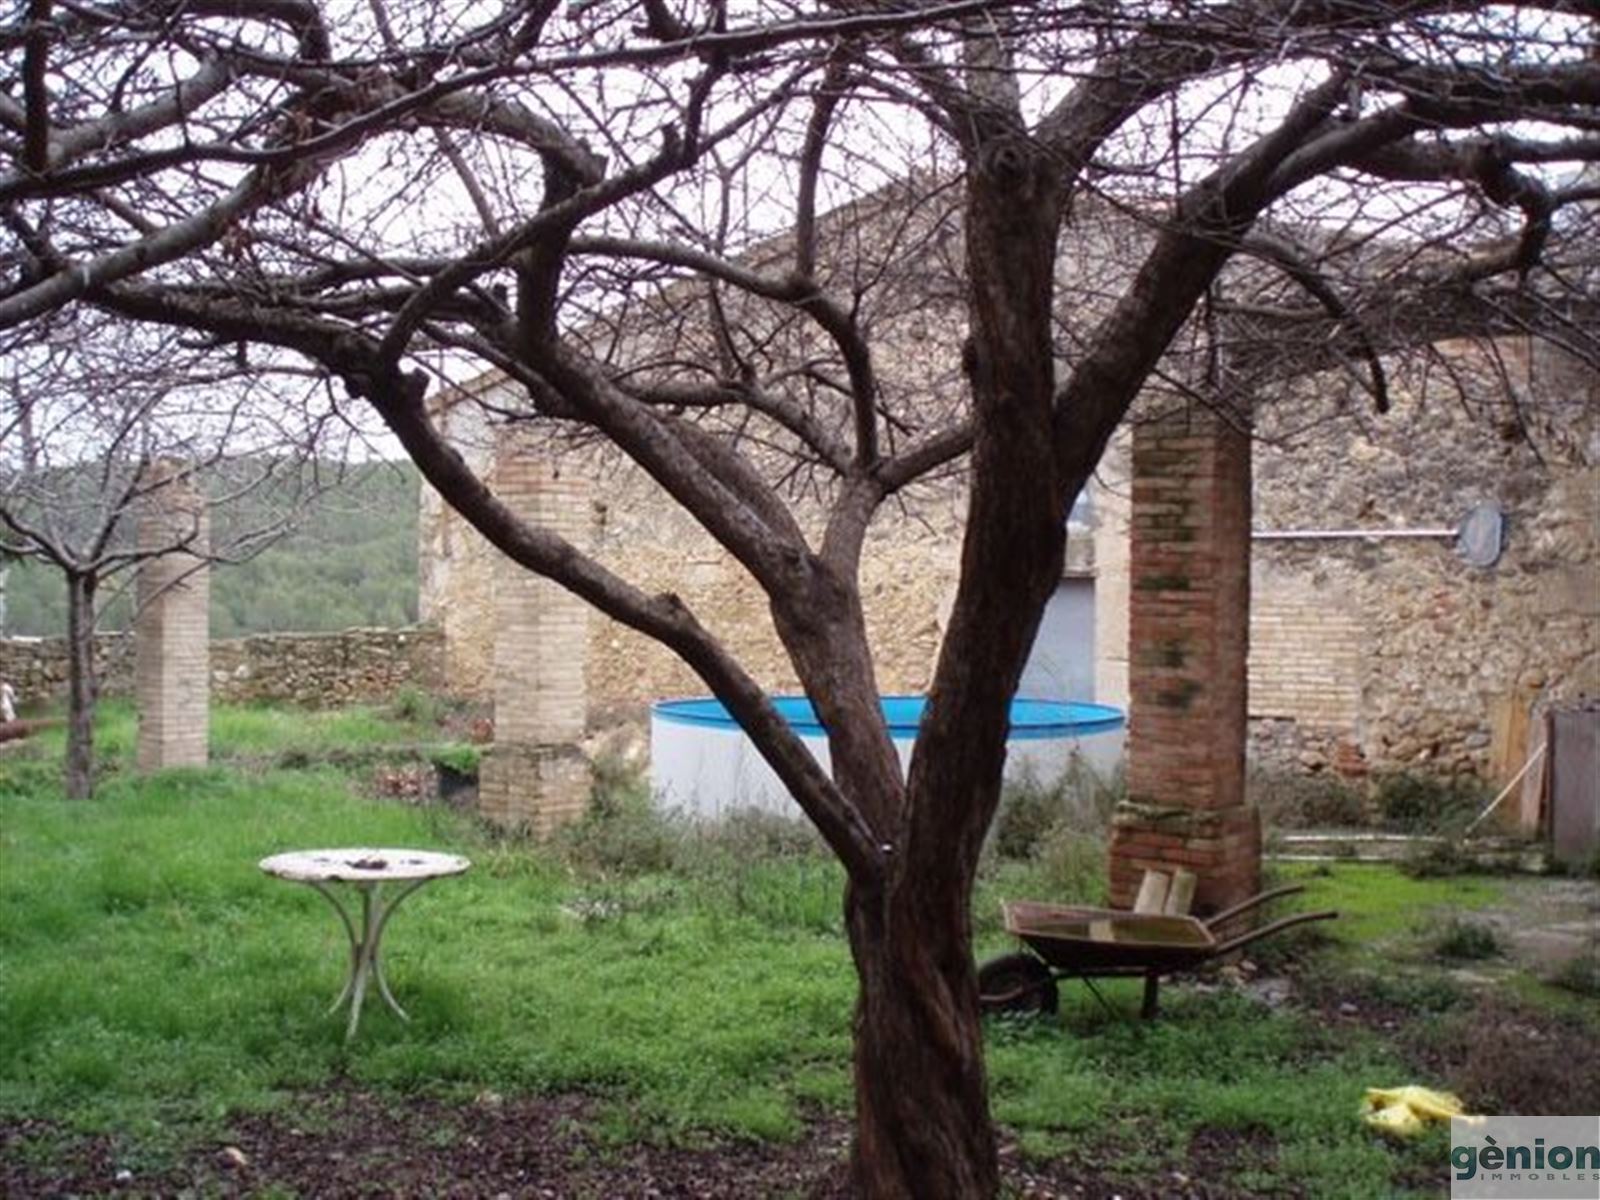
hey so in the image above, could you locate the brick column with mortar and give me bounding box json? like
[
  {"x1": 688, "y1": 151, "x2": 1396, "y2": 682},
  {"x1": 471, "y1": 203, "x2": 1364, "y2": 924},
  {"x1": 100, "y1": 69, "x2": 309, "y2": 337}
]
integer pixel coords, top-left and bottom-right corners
[
  {"x1": 135, "y1": 466, "x2": 210, "y2": 771},
  {"x1": 476, "y1": 436, "x2": 594, "y2": 834},
  {"x1": 1108, "y1": 404, "x2": 1260, "y2": 916}
]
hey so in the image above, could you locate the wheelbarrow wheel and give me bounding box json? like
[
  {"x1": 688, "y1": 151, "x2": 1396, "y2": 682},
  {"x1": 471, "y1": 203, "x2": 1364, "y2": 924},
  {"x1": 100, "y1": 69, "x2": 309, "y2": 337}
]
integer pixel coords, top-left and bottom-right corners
[{"x1": 977, "y1": 953, "x2": 1058, "y2": 1016}]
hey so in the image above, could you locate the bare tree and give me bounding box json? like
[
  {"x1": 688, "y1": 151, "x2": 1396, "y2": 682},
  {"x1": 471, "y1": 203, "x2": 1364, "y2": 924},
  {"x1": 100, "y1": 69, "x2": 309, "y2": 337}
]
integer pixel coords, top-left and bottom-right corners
[
  {"x1": 0, "y1": 311, "x2": 352, "y2": 798},
  {"x1": 3, "y1": 1, "x2": 1597, "y2": 1192}
]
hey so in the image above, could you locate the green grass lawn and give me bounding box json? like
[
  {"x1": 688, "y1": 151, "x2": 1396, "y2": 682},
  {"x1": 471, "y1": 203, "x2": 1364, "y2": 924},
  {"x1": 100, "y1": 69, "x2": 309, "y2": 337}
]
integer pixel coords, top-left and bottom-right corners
[
  {"x1": 1, "y1": 703, "x2": 1582, "y2": 1196},
  {"x1": 26, "y1": 697, "x2": 451, "y2": 767}
]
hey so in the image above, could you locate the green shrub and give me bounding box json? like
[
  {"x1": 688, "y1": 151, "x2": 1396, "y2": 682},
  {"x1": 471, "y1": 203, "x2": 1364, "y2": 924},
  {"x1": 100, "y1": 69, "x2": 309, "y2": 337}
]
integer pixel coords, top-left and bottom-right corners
[
  {"x1": 1248, "y1": 765, "x2": 1366, "y2": 830},
  {"x1": 992, "y1": 757, "x2": 1122, "y2": 861},
  {"x1": 1428, "y1": 917, "x2": 1505, "y2": 962},
  {"x1": 1374, "y1": 771, "x2": 1485, "y2": 835},
  {"x1": 0, "y1": 757, "x2": 57, "y2": 798},
  {"x1": 1399, "y1": 837, "x2": 1472, "y2": 878},
  {"x1": 1548, "y1": 951, "x2": 1600, "y2": 999},
  {"x1": 558, "y1": 753, "x2": 681, "y2": 876},
  {"x1": 681, "y1": 806, "x2": 823, "y2": 865},
  {"x1": 993, "y1": 774, "x2": 1062, "y2": 860},
  {"x1": 1031, "y1": 823, "x2": 1107, "y2": 905},
  {"x1": 590, "y1": 751, "x2": 649, "y2": 812},
  {"x1": 429, "y1": 744, "x2": 481, "y2": 778},
  {"x1": 1398, "y1": 835, "x2": 1525, "y2": 879},
  {"x1": 389, "y1": 686, "x2": 443, "y2": 726}
]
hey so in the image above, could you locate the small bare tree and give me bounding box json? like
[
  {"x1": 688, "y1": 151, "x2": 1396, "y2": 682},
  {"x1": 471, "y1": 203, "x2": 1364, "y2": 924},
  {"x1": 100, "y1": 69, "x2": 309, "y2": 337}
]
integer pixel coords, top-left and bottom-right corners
[
  {"x1": 0, "y1": 312, "x2": 352, "y2": 797},
  {"x1": 2, "y1": 1, "x2": 1596, "y2": 1192}
]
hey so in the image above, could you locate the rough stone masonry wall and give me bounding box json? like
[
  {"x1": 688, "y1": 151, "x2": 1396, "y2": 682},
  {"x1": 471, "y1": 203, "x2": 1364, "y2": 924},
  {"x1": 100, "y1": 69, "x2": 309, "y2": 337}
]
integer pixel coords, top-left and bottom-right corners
[
  {"x1": 1248, "y1": 343, "x2": 1599, "y2": 780},
  {"x1": 209, "y1": 628, "x2": 445, "y2": 707},
  {"x1": 417, "y1": 379, "x2": 499, "y2": 691},
  {"x1": 417, "y1": 340, "x2": 1595, "y2": 790},
  {"x1": 0, "y1": 627, "x2": 445, "y2": 710},
  {"x1": 0, "y1": 634, "x2": 135, "y2": 703},
  {"x1": 586, "y1": 471, "x2": 964, "y2": 717},
  {"x1": 416, "y1": 392, "x2": 967, "y2": 713}
]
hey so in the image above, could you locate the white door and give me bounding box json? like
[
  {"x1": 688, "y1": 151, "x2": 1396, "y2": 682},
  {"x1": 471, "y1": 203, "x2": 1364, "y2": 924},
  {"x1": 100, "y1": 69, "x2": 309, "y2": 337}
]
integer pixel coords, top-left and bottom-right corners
[{"x1": 1017, "y1": 578, "x2": 1096, "y2": 701}]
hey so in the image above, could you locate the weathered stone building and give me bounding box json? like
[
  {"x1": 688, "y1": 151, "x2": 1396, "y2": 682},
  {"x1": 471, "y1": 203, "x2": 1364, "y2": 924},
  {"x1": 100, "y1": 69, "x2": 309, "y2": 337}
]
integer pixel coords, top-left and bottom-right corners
[
  {"x1": 420, "y1": 341, "x2": 1596, "y2": 791},
  {"x1": 419, "y1": 393, "x2": 1098, "y2": 713},
  {"x1": 414, "y1": 184, "x2": 1594, "y2": 867}
]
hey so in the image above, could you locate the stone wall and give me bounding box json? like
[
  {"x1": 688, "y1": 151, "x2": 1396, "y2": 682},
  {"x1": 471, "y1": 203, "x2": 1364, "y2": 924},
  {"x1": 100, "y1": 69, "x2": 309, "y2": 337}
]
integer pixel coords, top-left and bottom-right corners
[
  {"x1": 587, "y1": 471, "x2": 967, "y2": 716},
  {"x1": 416, "y1": 342, "x2": 1595, "y2": 787},
  {"x1": 416, "y1": 389, "x2": 1595, "y2": 786},
  {"x1": 0, "y1": 626, "x2": 445, "y2": 709},
  {"x1": 417, "y1": 393, "x2": 973, "y2": 713},
  {"x1": 0, "y1": 634, "x2": 135, "y2": 702},
  {"x1": 1247, "y1": 343, "x2": 1599, "y2": 779}
]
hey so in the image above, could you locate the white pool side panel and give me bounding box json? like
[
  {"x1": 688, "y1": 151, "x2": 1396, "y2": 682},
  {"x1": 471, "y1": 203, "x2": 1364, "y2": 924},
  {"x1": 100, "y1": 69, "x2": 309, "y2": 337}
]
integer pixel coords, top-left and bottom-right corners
[{"x1": 649, "y1": 697, "x2": 1125, "y2": 822}]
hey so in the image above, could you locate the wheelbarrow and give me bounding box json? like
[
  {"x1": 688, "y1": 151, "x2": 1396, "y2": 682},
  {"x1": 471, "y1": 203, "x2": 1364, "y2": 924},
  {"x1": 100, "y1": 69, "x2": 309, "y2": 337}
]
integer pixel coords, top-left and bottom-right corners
[{"x1": 978, "y1": 884, "x2": 1337, "y2": 1019}]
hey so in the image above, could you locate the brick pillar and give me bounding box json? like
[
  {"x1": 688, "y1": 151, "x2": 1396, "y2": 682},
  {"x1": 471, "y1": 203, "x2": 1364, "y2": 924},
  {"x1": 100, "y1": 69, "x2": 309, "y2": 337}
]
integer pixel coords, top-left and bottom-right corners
[
  {"x1": 135, "y1": 466, "x2": 210, "y2": 771},
  {"x1": 1108, "y1": 405, "x2": 1259, "y2": 916},
  {"x1": 476, "y1": 437, "x2": 593, "y2": 834}
]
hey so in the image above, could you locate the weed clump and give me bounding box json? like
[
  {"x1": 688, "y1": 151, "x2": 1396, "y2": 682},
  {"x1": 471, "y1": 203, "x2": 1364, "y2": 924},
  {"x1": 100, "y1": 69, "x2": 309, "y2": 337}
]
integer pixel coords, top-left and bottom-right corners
[
  {"x1": 1031, "y1": 823, "x2": 1108, "y2": 905},
  {"x1": 429, "y1": 744, "x2": 481, "y2": 778},
  {"x1": 1400, "y1": 837, "x2": 1476, "y2": 879},
  {"x1": 559, "y1": 753, "x2": 680, "y2": 876},
  {"x1": 559, "y1": 755, "x2": 829, "y2": 887},
  {"x1": 1249, "y1": 765, "x2": 1366, "y2": 830},
  {"x1": 1427, "y1": 917, "x2": 1504, "y2": 962},
  {"x1": 1548, "y1": 951, "x2": 1600, "y2": 999},
  {"x1": 389, "y1": 686, "x2": 443, "y2": 726},
  {"x1": 993, "y1": 774, "x2": 1062, "y2": 861},
  {"x1": 991, "y1": 758, "x2": 1121, "y2": 862},
  {"x1": 1375, "y1": 772, "x2": 1485, "y2": 835}
]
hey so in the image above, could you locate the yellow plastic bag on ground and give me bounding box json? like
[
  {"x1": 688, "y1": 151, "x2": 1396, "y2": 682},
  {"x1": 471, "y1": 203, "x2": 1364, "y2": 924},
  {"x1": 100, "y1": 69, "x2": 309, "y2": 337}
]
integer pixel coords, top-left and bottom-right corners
[{"x1": 1362, "y1": 1086, "x2": 1470, "y2": 1137}]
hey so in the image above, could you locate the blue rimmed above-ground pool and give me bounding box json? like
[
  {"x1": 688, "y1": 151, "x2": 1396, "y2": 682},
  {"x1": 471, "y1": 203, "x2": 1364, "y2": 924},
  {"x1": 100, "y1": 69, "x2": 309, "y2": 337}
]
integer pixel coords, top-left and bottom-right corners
[{"x1": 650, "y1": 694, "x2": 1125, "y2": 820}]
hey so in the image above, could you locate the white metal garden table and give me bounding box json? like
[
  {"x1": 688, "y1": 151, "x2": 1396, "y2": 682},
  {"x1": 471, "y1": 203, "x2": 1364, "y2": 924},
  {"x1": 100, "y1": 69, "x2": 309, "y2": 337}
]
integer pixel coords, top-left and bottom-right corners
[{"x1": 259, "y1": 848, "x2": 471, "y2": 1041}]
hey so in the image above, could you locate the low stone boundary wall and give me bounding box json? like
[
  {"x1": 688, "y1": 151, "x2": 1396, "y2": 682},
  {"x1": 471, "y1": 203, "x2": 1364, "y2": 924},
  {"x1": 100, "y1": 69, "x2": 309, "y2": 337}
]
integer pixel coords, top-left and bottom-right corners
[{"x1": 0, "y1": 626, "x2": 445, "y2": 709}]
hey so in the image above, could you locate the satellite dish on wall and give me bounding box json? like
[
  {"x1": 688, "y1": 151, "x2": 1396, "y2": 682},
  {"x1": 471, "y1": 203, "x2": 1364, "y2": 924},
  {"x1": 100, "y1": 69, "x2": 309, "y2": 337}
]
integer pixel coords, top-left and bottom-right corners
[{"x1": 1456, "y1": 502, "x2": 1505, "y2": 568}]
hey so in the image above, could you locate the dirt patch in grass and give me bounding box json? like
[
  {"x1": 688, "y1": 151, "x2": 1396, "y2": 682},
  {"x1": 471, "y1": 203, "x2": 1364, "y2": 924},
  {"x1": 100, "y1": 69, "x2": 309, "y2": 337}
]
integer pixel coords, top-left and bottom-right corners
[
  {"x1": 1292, "y1": 958, "x2": 1597, "y2": 1116},
  {"x1": 1405, "y1": 997, "x2": 1600, "y2": 1116},
  {"x1": 997, "y1": 1124, "x2": 1291, "y2": 1200},
  {"x1": 2, "y1": 1088, "x2": 851, "y2": 1199},
  {"x1": 1, "y1": 1086, "x2": 1305, "y2": 1199},
  {"x1": 1185, "y1": 1124, "x2": 1280, "y2": 1183}
]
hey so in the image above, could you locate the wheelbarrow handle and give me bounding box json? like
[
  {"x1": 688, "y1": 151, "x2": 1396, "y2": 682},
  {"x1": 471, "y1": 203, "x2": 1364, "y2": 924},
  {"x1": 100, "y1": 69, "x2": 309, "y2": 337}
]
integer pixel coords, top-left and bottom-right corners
[
  {"x1": 1203, "y1": 883, "x2": 1305, "y2": 930},
  {"x1": 1211, "y1": 909, "x2": 1338, "y2": 957}
]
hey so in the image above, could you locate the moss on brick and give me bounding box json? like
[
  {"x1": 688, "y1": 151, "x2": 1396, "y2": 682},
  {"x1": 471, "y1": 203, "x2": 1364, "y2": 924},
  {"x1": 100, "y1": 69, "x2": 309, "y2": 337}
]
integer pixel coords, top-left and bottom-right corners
[
  {"x1": 1135, "y1": 573, "x2": 1192, "y2": 592},
  {"x1": 1156, "y1": 678, "x2": 1203, "y2": 709}
]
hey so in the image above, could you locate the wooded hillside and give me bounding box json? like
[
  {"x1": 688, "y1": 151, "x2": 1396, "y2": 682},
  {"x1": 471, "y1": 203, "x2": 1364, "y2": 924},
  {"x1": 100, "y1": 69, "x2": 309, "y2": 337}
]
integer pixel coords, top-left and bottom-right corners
[{"x1": 2, "y1": 462, "x2": 419, "y2": 637}]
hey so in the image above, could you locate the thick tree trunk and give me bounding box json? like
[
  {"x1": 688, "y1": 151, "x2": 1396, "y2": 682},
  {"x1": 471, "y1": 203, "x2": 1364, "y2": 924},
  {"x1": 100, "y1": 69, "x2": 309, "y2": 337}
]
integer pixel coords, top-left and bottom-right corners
[
  {"x1": 831, "y1": 127, "x2": 1074, "y2": 1200},
  {"x1": 845, "y1": 874, "x2": 997, "y2": 1199},
  {"x1": 63, "y1": 570, "x2": 97, "y2": 800}
]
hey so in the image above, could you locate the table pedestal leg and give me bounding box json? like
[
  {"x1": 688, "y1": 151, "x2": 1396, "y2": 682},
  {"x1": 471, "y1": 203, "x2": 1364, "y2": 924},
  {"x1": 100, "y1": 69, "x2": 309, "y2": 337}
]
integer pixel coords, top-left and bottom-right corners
[{"x1": 306, "y1": 879, "x2": 429, "y2": 1040}]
